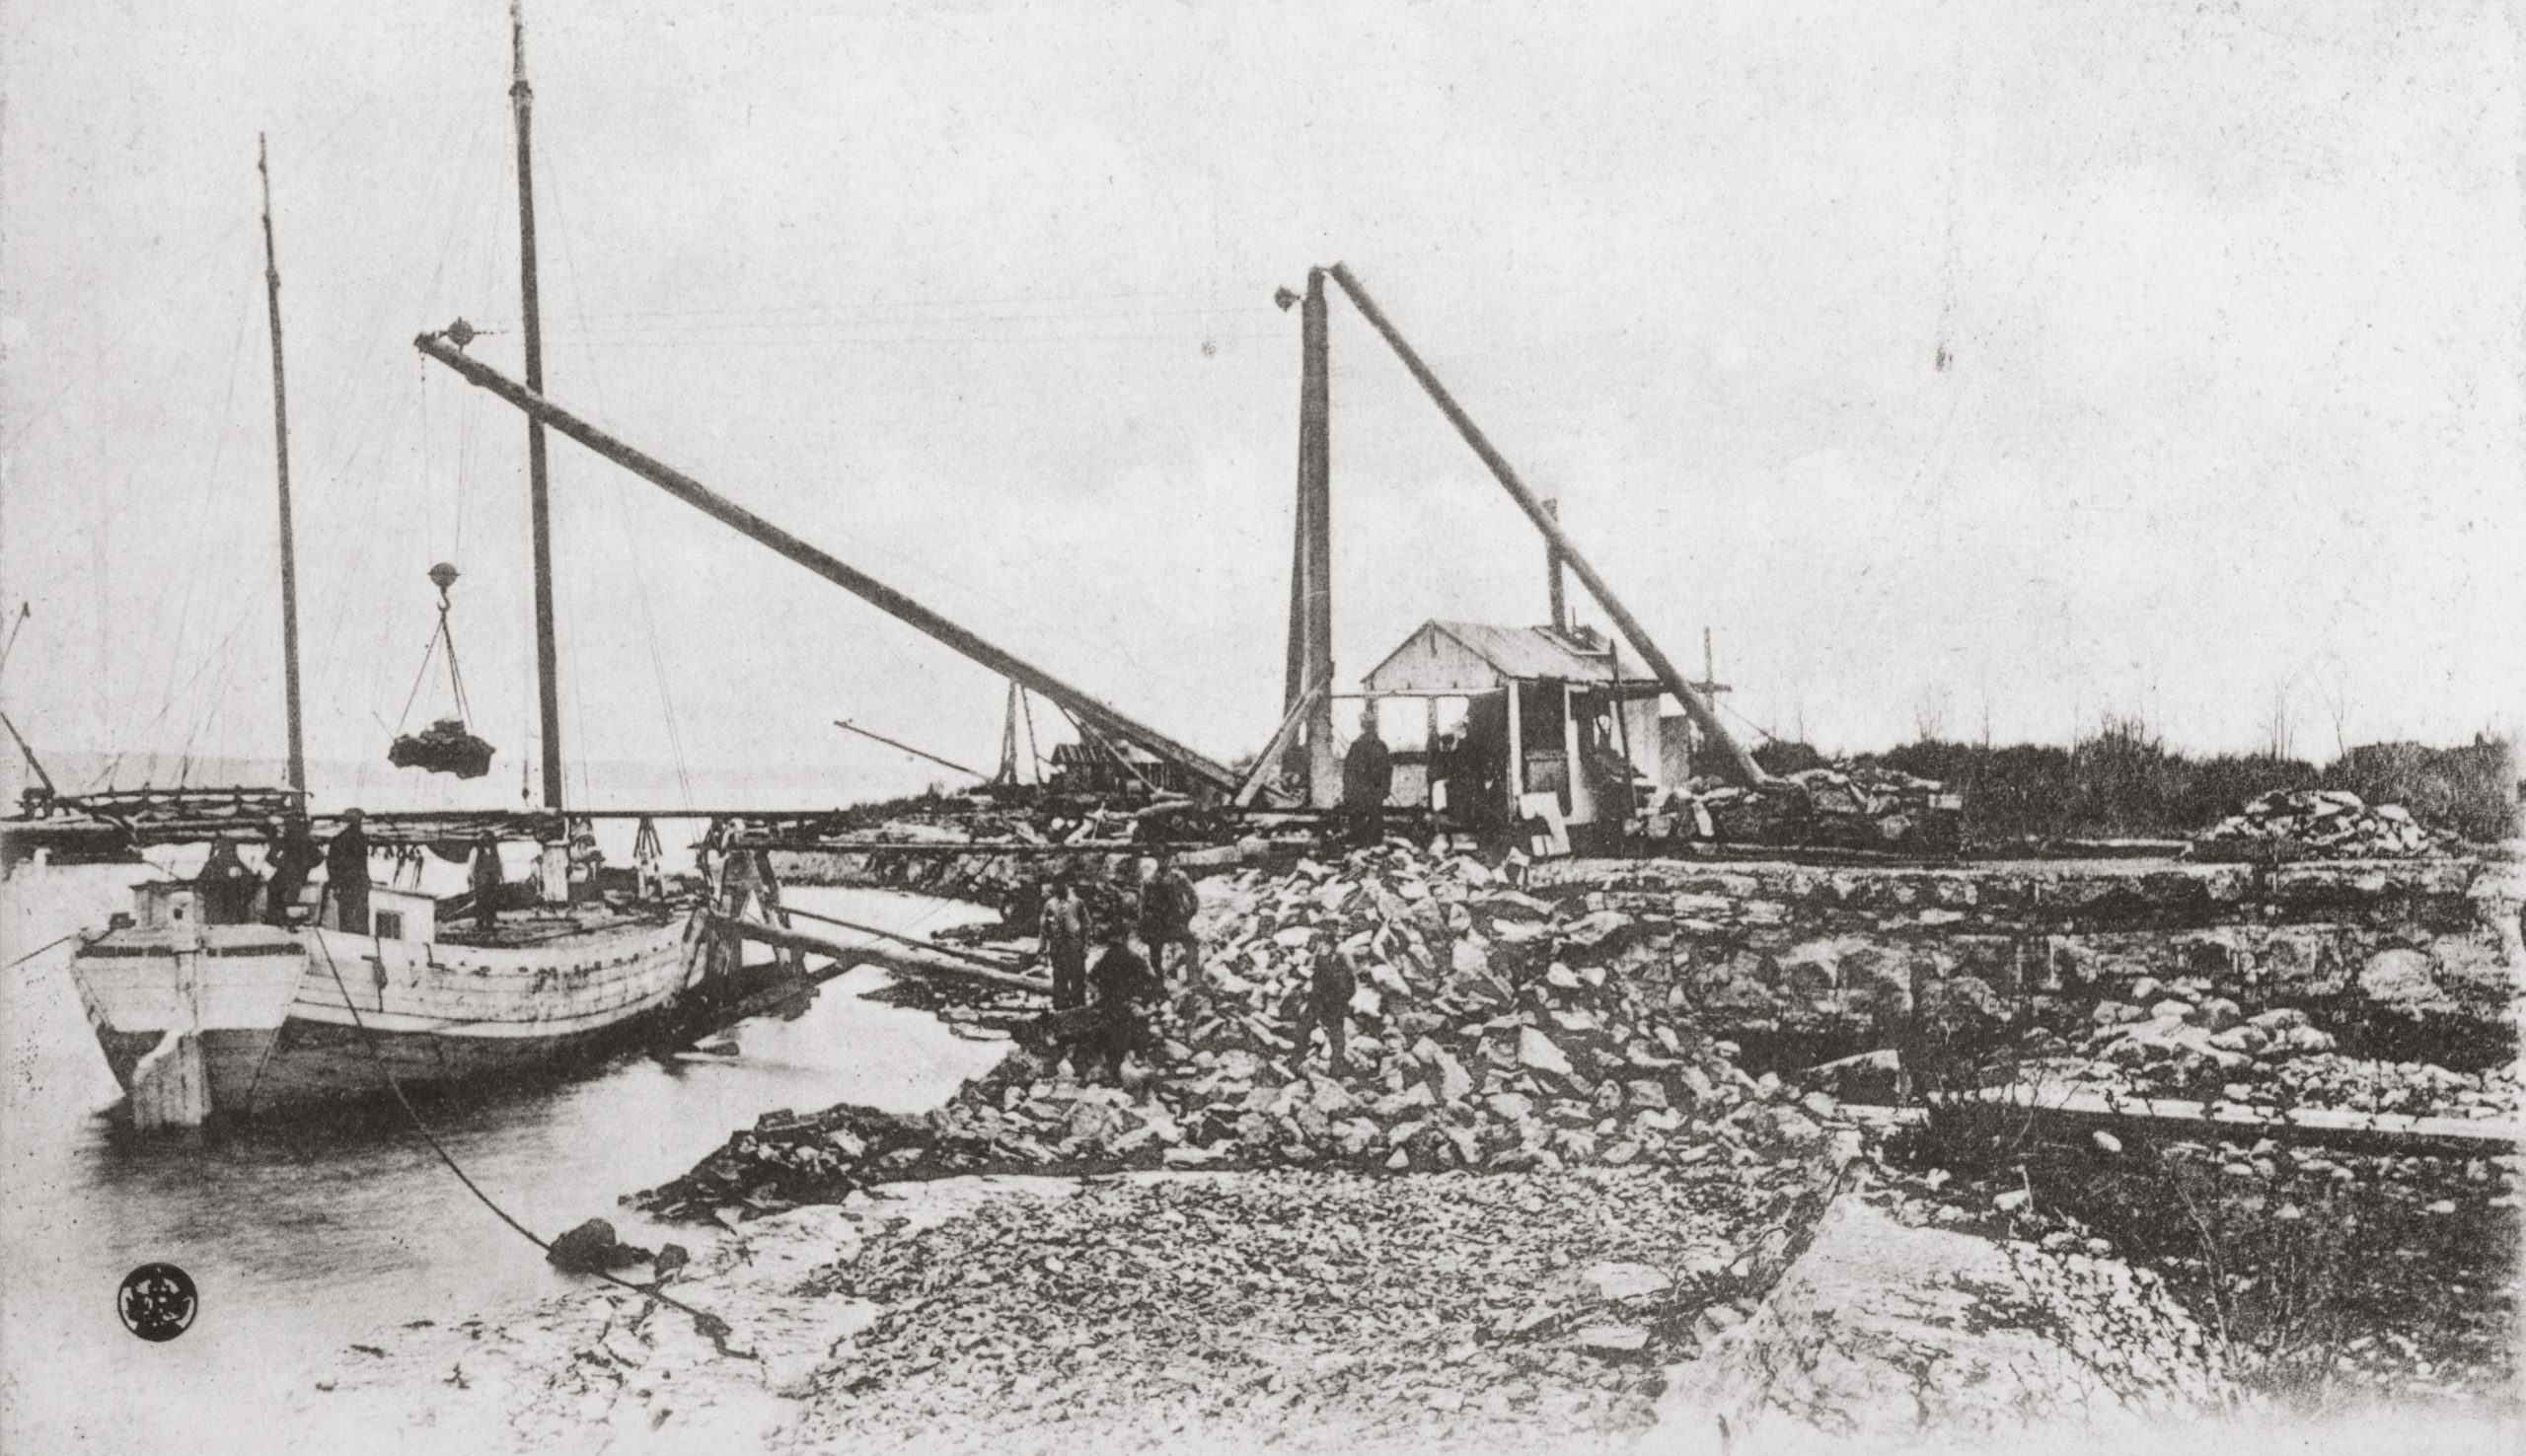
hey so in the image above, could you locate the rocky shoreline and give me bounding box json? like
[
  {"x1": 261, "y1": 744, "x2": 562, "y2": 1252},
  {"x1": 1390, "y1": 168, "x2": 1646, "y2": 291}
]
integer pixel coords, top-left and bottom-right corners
[{"x1": 292, "y1": 845, "x2": 2519, "y2": 1453}]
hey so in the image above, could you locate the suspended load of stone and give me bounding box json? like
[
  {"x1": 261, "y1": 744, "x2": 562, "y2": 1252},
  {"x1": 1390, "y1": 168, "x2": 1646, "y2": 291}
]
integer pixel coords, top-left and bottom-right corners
[{"x1": 387, "y1": 562, "x2": 498, "y2": 780}]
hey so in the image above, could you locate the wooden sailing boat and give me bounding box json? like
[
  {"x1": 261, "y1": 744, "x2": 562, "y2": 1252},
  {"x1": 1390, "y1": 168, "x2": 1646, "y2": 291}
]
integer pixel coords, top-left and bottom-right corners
[{"x1": 65, "y1": 11, "x2": 781, "y2": 1128}]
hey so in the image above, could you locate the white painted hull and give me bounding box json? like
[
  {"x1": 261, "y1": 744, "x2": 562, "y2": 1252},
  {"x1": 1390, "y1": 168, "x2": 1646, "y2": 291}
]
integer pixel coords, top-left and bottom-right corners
[{"x1": 68, "y1": 912, "x2": 706, "y2": 1119}]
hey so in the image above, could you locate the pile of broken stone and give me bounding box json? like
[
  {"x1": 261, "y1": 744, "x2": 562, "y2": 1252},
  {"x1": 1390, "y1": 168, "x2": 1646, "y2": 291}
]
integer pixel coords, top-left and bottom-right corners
[
  {"x1": 636, "y1": 842, "x2": 1853, "y2": 1223},
  {"x1": 1663, "y1": 764, "x2": 1948, "y2": 842},
  {"x1": 786, "y1": 1171, "x2": 1780, "y2": 1450},
  {"x1": 2191, "y1": 788, "x2": 2449, "y2": 860},
  {"x1": 2049, "y1": 976, "x2": 2520, "y2": 1122}
]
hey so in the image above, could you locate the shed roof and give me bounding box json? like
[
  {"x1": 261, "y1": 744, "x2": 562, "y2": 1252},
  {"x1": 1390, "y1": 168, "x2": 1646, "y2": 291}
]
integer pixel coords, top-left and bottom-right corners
[{"x1": 1364, "y1": 619, "x2": 1628, "y2": 690}]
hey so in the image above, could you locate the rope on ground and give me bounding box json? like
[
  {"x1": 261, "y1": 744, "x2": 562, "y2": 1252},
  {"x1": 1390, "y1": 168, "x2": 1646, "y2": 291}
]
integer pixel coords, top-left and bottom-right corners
[{"x1": 306, "y1": 930, "x2": 753, "y2": 1358}]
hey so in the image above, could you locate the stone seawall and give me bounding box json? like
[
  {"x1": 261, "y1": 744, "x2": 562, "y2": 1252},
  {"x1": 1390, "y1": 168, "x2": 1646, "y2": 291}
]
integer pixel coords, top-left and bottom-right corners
[{"x1": 1534, "y1": 856, "x2": 2520, "y2": 1059}]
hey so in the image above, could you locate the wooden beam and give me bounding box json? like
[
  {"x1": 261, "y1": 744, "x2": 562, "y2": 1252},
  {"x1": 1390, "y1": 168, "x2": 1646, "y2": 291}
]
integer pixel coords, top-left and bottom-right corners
[
  {"x1": 1325, "y1": 263, "x2": 1770, "y2": 788},
  {"x1": 1842, "y1": 1087, "x2": 2518, "y2": 1160},
  {"x1": 1236, "y1": 682, "x2": 1325, "y2": 808},
  {"x1": 413, "y1": 332, "x2": 1241, "y2": 793}
]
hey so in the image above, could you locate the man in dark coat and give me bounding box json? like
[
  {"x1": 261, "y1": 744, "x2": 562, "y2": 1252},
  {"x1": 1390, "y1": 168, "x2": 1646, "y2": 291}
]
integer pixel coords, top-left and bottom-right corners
[
  {"x1": 325, "y1": 808, "x2": 372, "y2": 934},
  {"x1": 196, "y1": 839, "x2": 259, "y2": 924},
  {"x1": 1288, "y1": 926, "x2": 1360, "y2": 1077},
  {"x1": 468, "y1": 833, "x2": 503, "y2": 933},
  {"x1": 1341, "y1": 702, "x2": 1394, "y2": 846},
  {"x1": 1084, "y1": 937, "x2": 1163, "y2": 1085},
  {"x1": 263, "y1": 814, "x2": 323, "y2": 925},
  {"x1": 1137, "y1": 853, "x2": 1202, "y2": 983},
  {"x1": 1040, "y1": 878, "x2": 1089, "y2": 1012}
]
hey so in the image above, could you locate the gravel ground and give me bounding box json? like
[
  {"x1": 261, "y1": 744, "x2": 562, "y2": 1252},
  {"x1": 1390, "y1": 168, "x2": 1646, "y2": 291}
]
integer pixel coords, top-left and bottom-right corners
[
  {"x1": 787, "y1": 1166, "x2": 1807, "y2": 1453},
  {"x1": 304, "y1": 1165, "x2": 1818, "y2": 1456}
]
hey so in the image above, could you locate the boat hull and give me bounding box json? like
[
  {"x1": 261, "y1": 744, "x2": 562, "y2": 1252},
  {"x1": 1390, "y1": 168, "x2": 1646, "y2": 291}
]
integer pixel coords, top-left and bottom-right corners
[{"x1": 69, "y1": 912, "x2": 707, "y2": 1120}]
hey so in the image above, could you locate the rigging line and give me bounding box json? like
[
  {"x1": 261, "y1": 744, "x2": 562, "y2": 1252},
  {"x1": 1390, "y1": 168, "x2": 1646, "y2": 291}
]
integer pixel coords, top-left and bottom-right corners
[
  {"x1": 539, "y1": 331, "x2": 1281, "y2": 349},
  {"x1": 151, "y1": 286, "x2": 260, "y2": 730},
  {"x1": 96, "y1": 585, "x2": 272, "y2": 789},
  {"x1": 530, "y1": 285, "x2": 1245, "y2": 322},
  {"x1": 304, "y1": 931, "x2": 748, "y2": 1352},
  {"x1": 0, "y1": 214, "x2": 256, "y2": 456},
  {"x1": 1721, "y1": 697, "x2": 1783, "y2": 746},
  {"x1": 411, "y1": 104, "x2": 495, "y2": 567},
  {"x1": 543, "y1": 144, "x2": 693, "y2": 811},
  {"x1": 171, "y1": 592, "x2": 279, "y2": 783},
  {"x1": 1, "y1": 932, "x2": 91, "y2": 975},
  {"x1": 305, "y1": 97, "x2": 482, "y2": 479},
  {"x1": 538, "y1": 304, "x2": 1282, "y2": 333},
  {"x1": 299, "y1": 103, "x2": 491, "y2": 693}
]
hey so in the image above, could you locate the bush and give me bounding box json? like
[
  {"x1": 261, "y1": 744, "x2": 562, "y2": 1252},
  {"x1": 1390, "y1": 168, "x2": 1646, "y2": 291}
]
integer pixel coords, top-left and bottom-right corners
[
  {"x1": 1841, "y1": 729, "x2": 2514, "y2": 847},
  {"x1": 2323, "y1": 738, "x2": 2517, "y2": 844}
]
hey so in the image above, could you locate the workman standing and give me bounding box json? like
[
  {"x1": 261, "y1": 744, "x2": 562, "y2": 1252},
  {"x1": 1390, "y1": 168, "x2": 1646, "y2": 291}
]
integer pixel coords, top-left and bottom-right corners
[
  {"x1": 1288, "y1": 925, "x2": 1360, "y2": 1077},
  {"x1": 325, "y1": 808, "x2": 372, "y2": 934},
  {"x1": 1084, "y1": 936, "x2": 1163, "y2": 1086},
  {"x1": 263, "y1": 813, "x2": 323, "y2": 925},
  {"x1": 1137, "y1": 852, "x2": 1202, "y2": 982},
  {"x1": 1342, "y1": 701, "x2": 1394, "y2": 845},
  {"x1": 1040, "y1": 878, "x2": 1089, "y2": 1011},
  {"x1": 468, "y1": 833, "x2": 503, "y2": 933},
  {"x1": 196, "y1": 840, "x2": 259, "y2": 924}
]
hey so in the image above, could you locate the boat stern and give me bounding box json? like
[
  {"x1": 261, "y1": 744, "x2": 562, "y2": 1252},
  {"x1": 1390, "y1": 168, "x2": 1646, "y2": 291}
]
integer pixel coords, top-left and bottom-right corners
[{"x1": 67, "y1": 884, "x2": 308, "y2": 1122}]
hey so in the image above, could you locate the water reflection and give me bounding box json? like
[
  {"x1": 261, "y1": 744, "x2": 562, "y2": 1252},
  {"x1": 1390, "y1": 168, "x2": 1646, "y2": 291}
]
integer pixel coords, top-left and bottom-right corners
[{"x1": 0, "y1": 866, "x2": 1007, "y2": 1453}]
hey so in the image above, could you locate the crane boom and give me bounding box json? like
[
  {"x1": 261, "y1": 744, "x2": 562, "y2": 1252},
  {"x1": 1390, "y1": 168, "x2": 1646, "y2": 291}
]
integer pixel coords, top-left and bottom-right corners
[
  {"x1": 1324, "y1": 263, "x2": 1771, "y2": 788},
  {"x1": 412, "y1": 331, "x2": 1246, "y2": 797}
]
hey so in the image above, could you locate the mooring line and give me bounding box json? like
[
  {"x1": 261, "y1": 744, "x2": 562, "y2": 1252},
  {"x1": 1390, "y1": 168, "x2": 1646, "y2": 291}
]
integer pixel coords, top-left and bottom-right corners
[
  {"x1": 308, "y1": 929, "x2": 753, "y2": 1357},
  {"x1": 1, "y1": 930, "x2": 86, "y2": 973}
]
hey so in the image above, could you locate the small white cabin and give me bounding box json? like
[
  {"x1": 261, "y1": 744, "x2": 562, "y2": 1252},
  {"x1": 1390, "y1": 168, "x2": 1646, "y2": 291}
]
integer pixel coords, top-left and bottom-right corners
[
  {"x1": 1352, "y1": 619, "x2": 1685, "y2": 837},
  {"x1": 134, "y1": 881, "x2": 201, "y2": 934},
  {"x1": 363, "y1": 886, "x2": 438, "y2": 943}
]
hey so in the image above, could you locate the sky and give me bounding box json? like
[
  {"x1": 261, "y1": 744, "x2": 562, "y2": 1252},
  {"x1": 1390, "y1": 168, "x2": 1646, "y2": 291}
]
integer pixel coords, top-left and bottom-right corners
[{"x1": 2, "y1": 0, "x2": 2519, "y2": 812}]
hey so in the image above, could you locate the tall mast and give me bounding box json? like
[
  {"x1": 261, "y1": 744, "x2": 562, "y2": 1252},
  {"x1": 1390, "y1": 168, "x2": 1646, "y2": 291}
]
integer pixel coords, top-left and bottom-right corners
[
  {"x1": 1297, "y1": 268, "x2": 1336, "y2": 808},
  {"x1": 510, "y1": 0, "x2": 563, "y2": 810},
  {"x1": 259, "y1": 135, "x2": 307, "y2": 795}
]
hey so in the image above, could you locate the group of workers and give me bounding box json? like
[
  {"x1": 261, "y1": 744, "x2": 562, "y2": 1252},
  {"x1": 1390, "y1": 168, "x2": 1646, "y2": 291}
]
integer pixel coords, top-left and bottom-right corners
[
  {"x1": 1033, "y1": 852, "x2": 1198, "y2": 1086},
  {"x1": 237, "y1": 808, "x2": 509, "y2": 935},
  {"x1": 1033, "y1": 850, "x2": 1358, "y2": 1087},
  {"x1": 249, "y1": 808, "x2": 369, "y2": 930}
]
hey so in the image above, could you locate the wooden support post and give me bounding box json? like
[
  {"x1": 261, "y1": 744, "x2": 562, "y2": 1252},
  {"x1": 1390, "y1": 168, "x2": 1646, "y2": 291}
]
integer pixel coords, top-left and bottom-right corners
[
  {"x1": 1236, "y1": 682, "x2": 1326, "y2": 808},
  {"x1": 1505, "y1": 680, "x2": 1524, "y2": 813},
  {"x1": 258, "y1": 137, "x2": 306, "y2": 796},
  {"x1": 1544, "y1": 497, "x2": 1567, "y2": 633},
  {"x1": 1298, "y1": 268, "x2": 1337, "y2": 808}
]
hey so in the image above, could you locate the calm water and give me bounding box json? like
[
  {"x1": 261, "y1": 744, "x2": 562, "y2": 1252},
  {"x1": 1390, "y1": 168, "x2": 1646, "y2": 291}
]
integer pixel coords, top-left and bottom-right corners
[{"x1": 0, "y1": 862, "x2": 1008, "y2": 1454}]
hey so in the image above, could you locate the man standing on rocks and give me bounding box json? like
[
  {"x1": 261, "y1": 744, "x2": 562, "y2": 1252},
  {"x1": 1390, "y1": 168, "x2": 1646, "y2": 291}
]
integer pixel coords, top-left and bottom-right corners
[
  {"x1": 1289, "y1": 925, "x2": 1360, "y2": 1077},
  {"x1": 1041, "y1": 877, "x2": 1089, "y2": 1012},
  {"x1": 1343, "y1": 700, "x2": 1394, "y2": 846},
  {"x1": 1138, "y1": 852, "x2": 1202, "y2": 983},
  {"x1": 1085, "y1": 935, "x2": 1163, "y2": 1086}
]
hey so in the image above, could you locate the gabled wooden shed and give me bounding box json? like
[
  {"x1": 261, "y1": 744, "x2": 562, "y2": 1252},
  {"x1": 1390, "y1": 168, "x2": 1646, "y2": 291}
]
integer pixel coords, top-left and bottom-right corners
[{"x1": 1353, "y1": 619, "x2": 1681, "y2": 836}]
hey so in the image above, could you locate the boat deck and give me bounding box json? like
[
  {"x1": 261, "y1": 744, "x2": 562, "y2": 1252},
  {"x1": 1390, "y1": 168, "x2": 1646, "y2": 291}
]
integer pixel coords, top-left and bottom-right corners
[{"x1": 433, "y1": 900, "x2": 687, "y2": 949}]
